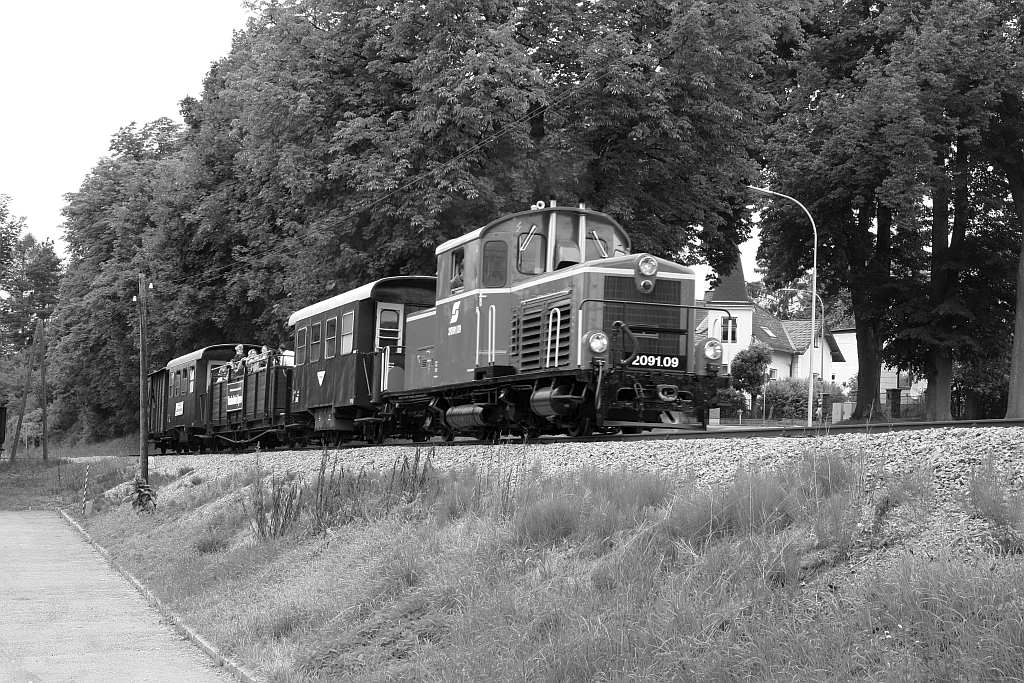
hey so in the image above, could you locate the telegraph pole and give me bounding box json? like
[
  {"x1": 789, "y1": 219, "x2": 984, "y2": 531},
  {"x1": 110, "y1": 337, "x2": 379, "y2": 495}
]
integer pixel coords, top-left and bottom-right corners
[
  {"x1": 11, "y1": 319, "x2": 43, "y2": 461},
  {"x1": 39, "y1": 317, "x2": 48, "y2": 460},
  {"x1": 138, "y1": 274, "x2": 149, "y2": 482}
]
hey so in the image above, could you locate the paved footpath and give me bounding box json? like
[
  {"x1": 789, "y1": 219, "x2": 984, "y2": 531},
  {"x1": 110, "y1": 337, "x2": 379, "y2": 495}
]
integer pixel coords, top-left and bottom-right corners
[{"x1": 0, "y1": 511, "x2": 235, "y2": 683}]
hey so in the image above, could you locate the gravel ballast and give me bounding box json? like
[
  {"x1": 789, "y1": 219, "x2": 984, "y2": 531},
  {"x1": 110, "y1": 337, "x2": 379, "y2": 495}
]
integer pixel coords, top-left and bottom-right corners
[{"x1": 142, "y1": 426, "x2": 1024, "y2": 499}]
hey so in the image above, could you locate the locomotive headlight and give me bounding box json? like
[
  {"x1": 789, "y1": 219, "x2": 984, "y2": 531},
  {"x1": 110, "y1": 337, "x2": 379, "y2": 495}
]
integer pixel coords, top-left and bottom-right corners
[
  {"x1": 587, "y1": 331, "x2": 610, "y2": 354},
  {"x1": 703, "y1": 339, "x2": 723, "y2": 361},
  {"x1": 637, "y1": 255, "x2": 658, "y2": 276}
]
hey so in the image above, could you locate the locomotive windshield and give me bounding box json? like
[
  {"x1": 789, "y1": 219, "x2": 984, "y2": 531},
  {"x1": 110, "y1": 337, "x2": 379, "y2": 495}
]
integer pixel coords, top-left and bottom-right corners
[{"x1": 585, "y1": 216, "x2": 628, "y2": 260}]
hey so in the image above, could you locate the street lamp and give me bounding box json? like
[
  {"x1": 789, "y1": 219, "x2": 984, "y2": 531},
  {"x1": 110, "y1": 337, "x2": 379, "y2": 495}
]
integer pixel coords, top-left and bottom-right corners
[{"x1": 746, "y1": 185, "x2": 819, "y2": 427}]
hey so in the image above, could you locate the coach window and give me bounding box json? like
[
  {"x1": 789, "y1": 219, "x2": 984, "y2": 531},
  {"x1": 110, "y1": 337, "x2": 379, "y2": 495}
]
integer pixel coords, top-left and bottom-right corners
[
  {"x1": 188, "y1": 367, "x2": 195, "y2": 394},
  {"x1": 325, "y1": 317, "x2": 337, "y2": 358},
  {"x1": 174, "y1": 370, "x2": 181, "y2": 397},
  {"x1": 310, "y1": 321, "x2": 322, "y2": 362},
  {"x1": 295, "y1": 327, "x2": 307, "y2": 365},
  {"x1": 517, "y1": 226, "x2": 546, "y2": 275},
  {"x1": 340, "y1": 311, "x2": 354, "y2": 354},
  {"x1": 482, "y1": 240, "x2": 507, "y2": 288},
  {"x1": 378, "y1": 309, "x2": 400, "y2": 349}
]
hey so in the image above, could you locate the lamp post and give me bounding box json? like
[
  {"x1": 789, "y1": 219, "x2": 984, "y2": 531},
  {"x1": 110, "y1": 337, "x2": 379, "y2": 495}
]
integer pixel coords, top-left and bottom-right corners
[
  {"x1": 775, "y1": 287, "x2": 827, "y2": 422},
  {"x1": 746, "y1": 185, "x2": 819, "y2": 427}
]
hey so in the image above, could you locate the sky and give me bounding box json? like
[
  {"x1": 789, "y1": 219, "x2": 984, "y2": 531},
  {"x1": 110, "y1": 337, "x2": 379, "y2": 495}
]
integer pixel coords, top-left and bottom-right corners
[
  {"x1": 0, "y1": 0, "x2": 253, "y2": 256},
  {"x1": 0, "y1": 0, "x2": 760, "y2": 296}
]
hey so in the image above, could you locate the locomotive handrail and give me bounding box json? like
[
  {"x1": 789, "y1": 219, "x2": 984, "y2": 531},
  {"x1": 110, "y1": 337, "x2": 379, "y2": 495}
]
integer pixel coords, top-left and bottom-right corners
[
  {"x1": 612, "y1": 321, "x2": 641, "y2": 366},
  {"x1": 546, "y1": 307, "x2": 562, "y2": 368},
  {"x1": 488, "y1": 305, "x2": 496, "y2": 364}
]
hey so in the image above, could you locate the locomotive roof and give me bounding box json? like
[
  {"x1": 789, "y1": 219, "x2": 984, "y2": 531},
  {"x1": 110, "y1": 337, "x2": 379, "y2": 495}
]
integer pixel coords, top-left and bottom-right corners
[
  {"x1": 287, "y1": 276, "x2": 437, "y2": 326},
  {"x1": 435, "y1": 206, "x2": 628, "y2": 255},
  {"x1": 165, "y1": 344, "x2": 261, "y2": 368}
]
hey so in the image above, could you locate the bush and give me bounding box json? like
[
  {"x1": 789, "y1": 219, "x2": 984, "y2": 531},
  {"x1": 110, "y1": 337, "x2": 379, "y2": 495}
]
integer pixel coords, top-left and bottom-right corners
[
  {"x1": 714, "y1": 388, "x2": 748, "y2": 417},
  {"x1": 764, "y1": 378, "x2": 808, "y2": 419}
]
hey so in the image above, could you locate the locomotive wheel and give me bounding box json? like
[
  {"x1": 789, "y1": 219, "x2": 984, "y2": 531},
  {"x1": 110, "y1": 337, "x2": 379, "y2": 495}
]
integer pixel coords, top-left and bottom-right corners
[
  {"x1": 368, "y1": 424, "x2": 386, "y2": 445},
  {"x1": 566, "y1": 418, "x2": 593, "y2": 437},
  {"x1": 441, "y1": 428, "x2": 456, "y2": 443}
]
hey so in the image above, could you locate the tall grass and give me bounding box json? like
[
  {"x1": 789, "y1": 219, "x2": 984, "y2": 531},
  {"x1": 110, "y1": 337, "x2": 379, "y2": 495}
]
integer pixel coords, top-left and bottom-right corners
[{"x1": 71, "y1": 442, "x2": 1024, "y2": 683}]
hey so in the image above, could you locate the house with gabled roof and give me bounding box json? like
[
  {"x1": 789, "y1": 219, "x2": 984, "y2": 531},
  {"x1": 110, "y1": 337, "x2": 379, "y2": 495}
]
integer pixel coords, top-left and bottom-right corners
[{"x1": 696, "y1": 265, "x2": 845, "y2": 382}]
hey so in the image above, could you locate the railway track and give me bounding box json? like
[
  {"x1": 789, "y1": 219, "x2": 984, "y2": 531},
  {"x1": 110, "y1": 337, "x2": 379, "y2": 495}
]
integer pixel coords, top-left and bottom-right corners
[{"x1": 112, "y1": 417, "x2": 1024, "y2": 459}]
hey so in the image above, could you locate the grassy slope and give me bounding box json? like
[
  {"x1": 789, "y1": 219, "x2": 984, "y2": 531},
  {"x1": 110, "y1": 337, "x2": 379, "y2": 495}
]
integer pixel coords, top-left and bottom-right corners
[{"x1": 4, "y1": 443, "x2": 1023, "y2": 683}]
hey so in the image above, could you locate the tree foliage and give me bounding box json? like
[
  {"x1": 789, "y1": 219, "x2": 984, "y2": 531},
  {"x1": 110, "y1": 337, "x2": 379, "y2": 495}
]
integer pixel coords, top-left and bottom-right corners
[{"x1": 47, "y1": 0, "x2": 795, "y2": 438}]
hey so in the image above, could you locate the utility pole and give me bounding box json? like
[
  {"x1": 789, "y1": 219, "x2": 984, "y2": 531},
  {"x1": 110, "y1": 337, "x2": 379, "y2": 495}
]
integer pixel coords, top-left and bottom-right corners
[
  {"x1": 11, "y1": 319, "x2": 43, "y2": 461},
  {"x1": 138, "y1": 273, "x2": 149, "y2": 482},
  {"x1": 39, "y1": 317, "x2": 48, "y2": 460}
]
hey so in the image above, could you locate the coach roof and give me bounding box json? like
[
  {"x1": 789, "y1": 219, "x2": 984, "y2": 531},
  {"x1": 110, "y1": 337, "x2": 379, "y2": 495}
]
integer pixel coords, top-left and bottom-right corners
[
  {"x1": 165, "y1": 344, "x2": 258, "y2": 368},
  {"x1": 287, "y1": 276, "x2": 436, "y2": 327}
]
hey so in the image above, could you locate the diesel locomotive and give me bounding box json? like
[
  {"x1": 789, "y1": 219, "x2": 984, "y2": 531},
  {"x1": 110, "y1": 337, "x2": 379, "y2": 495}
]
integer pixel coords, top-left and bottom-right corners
[{"x1": 147, "y1": 202, "x2": 730, "y2": 452}]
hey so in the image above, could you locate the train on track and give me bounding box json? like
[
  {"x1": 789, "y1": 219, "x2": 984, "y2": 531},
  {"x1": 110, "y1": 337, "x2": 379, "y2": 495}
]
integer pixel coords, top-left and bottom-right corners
[{"x1": 147, "y1": 202, "x2": 731, "y2": 453}]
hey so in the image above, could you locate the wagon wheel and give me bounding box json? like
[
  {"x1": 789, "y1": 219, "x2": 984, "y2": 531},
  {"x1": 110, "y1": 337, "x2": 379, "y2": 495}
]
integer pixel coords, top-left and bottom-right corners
[{"x1": 565, "y1": 418, "x2": 593, "y2": 438}]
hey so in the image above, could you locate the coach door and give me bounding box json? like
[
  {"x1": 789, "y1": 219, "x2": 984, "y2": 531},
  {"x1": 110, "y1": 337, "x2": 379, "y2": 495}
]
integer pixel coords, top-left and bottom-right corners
[{"x1": 376, "y1": 303, "x2": 405, "y2": 391}]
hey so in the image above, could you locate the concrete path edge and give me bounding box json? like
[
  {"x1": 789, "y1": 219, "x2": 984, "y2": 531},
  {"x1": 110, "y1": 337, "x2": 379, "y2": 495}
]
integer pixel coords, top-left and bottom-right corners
[{"x1": 57, "y1": 507, "x2": 265, "y2": 683}]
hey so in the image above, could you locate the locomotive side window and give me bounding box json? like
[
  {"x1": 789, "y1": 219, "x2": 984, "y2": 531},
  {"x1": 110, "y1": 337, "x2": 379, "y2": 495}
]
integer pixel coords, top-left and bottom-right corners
[
  {"x1": 310, "y1": 322, "x2": 322, "y2": 362},
  {"x1": 517, "y1": 229, "x2": 546, "y2": 275},
  {"x1": 325, "y1": 317, "x2": 337, "y2": 358},
  {"x1": 482, "y1": 240, "x2": 507, "y2": 287},
  {"x1": 450, "y1": 249, "x2": 465, "y2": 292},
  {"x1": 295, "y1": 327, "x2": 307, "y2": 365},
  {"x1": 341, "y1": 311, "x2": 354, "y2": 354}
]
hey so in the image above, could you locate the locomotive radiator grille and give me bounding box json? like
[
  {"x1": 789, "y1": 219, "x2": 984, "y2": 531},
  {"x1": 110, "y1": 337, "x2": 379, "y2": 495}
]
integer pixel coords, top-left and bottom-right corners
[
  {"x1": 603, "y1": 277, "x2": 684, "y2": 356},
  {"x1": 512, "y1": 300, "x2": 572, "y2": 371}
]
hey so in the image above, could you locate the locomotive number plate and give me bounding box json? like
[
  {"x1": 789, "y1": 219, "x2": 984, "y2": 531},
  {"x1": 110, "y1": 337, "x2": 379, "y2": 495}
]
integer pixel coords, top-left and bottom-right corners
[{"x1": 630, "y1": 354, "x2": 684, "y2": 369}]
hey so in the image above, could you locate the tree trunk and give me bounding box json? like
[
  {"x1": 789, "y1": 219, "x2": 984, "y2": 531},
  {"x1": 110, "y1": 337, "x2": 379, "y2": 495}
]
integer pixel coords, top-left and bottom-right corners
[
  {"x1": 851, "y1": 313, "x2": 882, "y2": 419},
  {"x1": 924, "y1": 345, "x2": 953, "y2": 421},
  {"x1": 923, "y1": 148, "x2": 966, "y2": 421},
  {"x1": 1004, "y1": 170, "x2": 1024, "y2": 417}
]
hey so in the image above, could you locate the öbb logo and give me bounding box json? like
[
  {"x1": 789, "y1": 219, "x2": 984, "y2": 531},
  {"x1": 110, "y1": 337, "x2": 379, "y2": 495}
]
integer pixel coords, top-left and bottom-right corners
[{"x1": 448, "y1": 301, "x2": 462, "y2": 336}]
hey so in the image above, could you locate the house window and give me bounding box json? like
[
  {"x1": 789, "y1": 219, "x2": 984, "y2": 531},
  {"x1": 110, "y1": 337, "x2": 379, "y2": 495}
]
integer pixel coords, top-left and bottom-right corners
[
  {"x1": 295, "y1": 327, "x2": 307, "y2": 365},
  {"x1": 723, "y1": 317, "x2": 738, "y2": 343},
  {"x1": 325, "y1": 317, "x2": 337, "y2": 358},
  {"x1": 340, "y1": 311, "x2": 354, "y2": 354},
  {"x1": 769, "y1": 368, "x2": 778, "y2": 380},
  {"x1": 310, "y1": 322, "x2": 322, "y2": 362}
]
